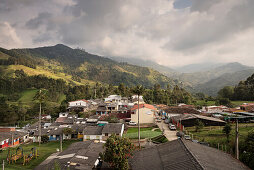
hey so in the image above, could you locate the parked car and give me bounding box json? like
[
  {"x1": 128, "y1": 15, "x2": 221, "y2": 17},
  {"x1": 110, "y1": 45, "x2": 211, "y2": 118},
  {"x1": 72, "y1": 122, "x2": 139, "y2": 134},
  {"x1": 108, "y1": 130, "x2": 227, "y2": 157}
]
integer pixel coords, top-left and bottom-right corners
[
  {"x1": 184, "y1": 135, "x2": 191, "y2": 140},
  {"x1": 199, "y1": 142, "x2": 209, "y2": 146},
  {"x1": 156, "y1": 118, "x2": 162, "y2": 122},
  {"x1": 169, "y1": 125, "x2": 176, "y2": 130},
  {"x1": 162, "y1": 116, "x2": 166, "y2": 120},
  {"x1": 164, "y1": 119, "x2": 170, "y2": 124},
  {"x1": 129, "y1": 121, "x2": 137, "y2": 126},
  {"x1": 192, "y1": 140, "x2": 199, "y2": 143}
]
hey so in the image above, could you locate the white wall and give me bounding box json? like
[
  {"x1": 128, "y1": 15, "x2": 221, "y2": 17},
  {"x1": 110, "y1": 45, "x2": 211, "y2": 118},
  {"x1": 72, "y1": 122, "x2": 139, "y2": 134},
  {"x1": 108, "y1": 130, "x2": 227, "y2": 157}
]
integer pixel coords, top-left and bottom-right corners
[
  {"x1": 83, "y1": 135, "x2": 102, "y2": 140},
  {"x1": 69, "y1": 100, "x2": 87, "y2": 107},
  {"x1": 131, "y1": 108, "x2": 155, "y2": 124}
]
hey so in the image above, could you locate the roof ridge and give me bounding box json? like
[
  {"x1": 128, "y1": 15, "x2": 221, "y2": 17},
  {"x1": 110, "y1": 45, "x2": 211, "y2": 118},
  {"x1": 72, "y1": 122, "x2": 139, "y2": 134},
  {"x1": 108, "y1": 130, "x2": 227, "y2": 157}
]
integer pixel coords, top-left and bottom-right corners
[{"x1": 179, "y1": 139, "x2": 204, "y2": 170}]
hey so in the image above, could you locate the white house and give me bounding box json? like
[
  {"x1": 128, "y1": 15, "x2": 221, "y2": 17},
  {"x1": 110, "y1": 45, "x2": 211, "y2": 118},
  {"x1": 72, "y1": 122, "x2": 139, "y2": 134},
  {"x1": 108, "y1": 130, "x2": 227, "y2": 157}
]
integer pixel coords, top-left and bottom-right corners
[
  {"x1": 101, "y1": 123, "x2": 124, "y2": 140},
  {"x1": 130, "y1": 104, "x2": 157, "y2": 124},
  {"x1": 59, "y1": 112, "x2": 69, "y2": 118},
  {"x1": 83, "y1": 126, "x2": 103, "y2": 140},
  {"x1": 104, "y1": 95, "x2": 122, "y2": 103},
  {"x1": 69, "y1": 99, "x2": 88, "y2": 107},
  {"x1": 202, "y1": 106, "x2": 228, "y2": 113}
]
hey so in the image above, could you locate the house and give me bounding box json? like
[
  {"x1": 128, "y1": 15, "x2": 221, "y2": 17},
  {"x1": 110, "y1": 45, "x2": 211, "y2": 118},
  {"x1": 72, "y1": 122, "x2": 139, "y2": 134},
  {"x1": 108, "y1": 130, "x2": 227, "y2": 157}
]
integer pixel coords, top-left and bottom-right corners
[
  {"x1": 35, "y1": 141, "x2": 103, "y2": 170},
  {"x1": 83, "y1": 126, "x2": 103, "y2": 140},
  {"x1": 41, "y1": 114, "x2": 51, "y2": 120},
  {"x1": 202, "y1": 106, "x2": 228, "y2": 113},
  {"x1": 102, "y1": 123, "x2": 124, "y2": 140},
  {"x1": 0, "y1": 131, "x2": 29, "y2": 149},
  {"x1": 43, "y1": 123, "x2": 52, "y2": 129},
  {"x1": 171, "y1": 114, "x2": 226, "y2": 127},
  {"x1": 131, "y1": 95, "x2": 145, "y2": 104},
  {"x1": 104, "y1": 95, "x2": 122, "y2": 103},
  {"x1": 130, "y1": 104, "x2": 157, "y2": 124},
  {"x1": 240, "y1": 103, "x2": 254, "y2": 112},
  {"x1": 59, "y1": 112, "x2": 69, "y2": 118},
  {"x1": 68, "y1": 99, "x2": 89, "y2": 107},
  {"x1": 129, "y1": 139, "x2": 249, "y2": 170}
]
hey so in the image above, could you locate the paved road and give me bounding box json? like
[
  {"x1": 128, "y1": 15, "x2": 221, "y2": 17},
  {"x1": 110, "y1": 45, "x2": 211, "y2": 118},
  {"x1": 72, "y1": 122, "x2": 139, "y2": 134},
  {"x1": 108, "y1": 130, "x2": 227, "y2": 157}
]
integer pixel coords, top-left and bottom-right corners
[{"x1": 157, "y1": 121, "x2": 178, "y2": 141}]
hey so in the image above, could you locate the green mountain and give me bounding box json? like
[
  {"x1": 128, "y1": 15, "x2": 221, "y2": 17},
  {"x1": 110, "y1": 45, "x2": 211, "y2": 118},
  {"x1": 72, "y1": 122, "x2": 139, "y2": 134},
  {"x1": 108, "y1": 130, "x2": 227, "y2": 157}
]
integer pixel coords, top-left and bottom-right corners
[
  {"x1": 0, "y1": 44, "x2": 175, "y2": 88},
  {"x1": 194, "y1": 69, "x2": 254, "y2": 96}
]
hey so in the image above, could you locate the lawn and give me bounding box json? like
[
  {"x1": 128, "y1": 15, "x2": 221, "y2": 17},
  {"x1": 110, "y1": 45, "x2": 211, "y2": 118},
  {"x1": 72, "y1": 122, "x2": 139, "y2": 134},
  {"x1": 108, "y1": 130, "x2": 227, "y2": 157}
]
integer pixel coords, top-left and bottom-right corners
[
  {"x1": 185, "y1": 123, "x2": 254, "y2": 151},
  {"x1": 195, "y1": 100, "x2": 216, "y2": 106},
  {"x1": 124, "y1": 127, "x2": 162, "y2": 139},
  {"x1": 18, "y1": 89, "x2": 39, "y2": 103},
  {"x1": 0, "y1": 140, "x2": 79, "y2": 170},
  {"x1": 196, "y1": 100, "x2": 254, "y2": 107}
]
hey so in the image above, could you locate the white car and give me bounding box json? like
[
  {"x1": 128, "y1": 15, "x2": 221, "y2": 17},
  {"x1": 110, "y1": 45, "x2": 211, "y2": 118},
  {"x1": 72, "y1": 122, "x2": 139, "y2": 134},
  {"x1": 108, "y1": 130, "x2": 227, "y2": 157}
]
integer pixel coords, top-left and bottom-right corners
[
  {"x1": 169, "y1": 125, "x2": 176, "y2": 130},
  {"x1": 129, "y1": 121, "x2": 137, "y2": 126}
]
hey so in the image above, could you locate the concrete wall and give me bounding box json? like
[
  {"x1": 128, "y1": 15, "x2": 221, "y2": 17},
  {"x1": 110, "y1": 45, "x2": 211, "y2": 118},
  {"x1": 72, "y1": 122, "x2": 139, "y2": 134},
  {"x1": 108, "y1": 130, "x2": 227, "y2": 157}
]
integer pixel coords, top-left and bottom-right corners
[
  {"x1": 83, "y1": 135, "x2": 102, "y2": 140},
  {"x1": 131, "y1": 108, "x2": 155, "y2": 124}
]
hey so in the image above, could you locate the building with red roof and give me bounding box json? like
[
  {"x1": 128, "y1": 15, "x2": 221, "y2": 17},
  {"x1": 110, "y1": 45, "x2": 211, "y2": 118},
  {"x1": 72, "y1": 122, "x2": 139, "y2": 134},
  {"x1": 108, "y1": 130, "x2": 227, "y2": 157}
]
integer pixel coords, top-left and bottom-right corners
[{"x1": 130, "y1": 104, "x2": 157, "y2": 124}]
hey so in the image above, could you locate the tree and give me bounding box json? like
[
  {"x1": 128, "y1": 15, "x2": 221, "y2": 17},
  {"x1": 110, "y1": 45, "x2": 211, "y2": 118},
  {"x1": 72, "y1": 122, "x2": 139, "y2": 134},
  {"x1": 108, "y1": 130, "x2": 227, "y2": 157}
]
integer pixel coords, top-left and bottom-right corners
[
  {"x1": 132, "y1": 85, "x2": 144, "y2": 149},
  {"x1": 223, "y1": 123, "x2": 231, "y2": 143},
  {"x1": 100, "y1": 134, "x2": 136, "y2": 169},
  {"x1": 218, "y1": 86, "x2": 234, "y2": 99},
  {"x1": 62, "y1": 127, "x2": 74, "y2": 135},
  {"x1": 195, "y1": 120, "x2": 204, "y2": 132},
  {"x1": 41, "y1": 135, "x2": 49, "y2": 143},
  {"x1": 34, "y1": 89, "x2": 48, "y2": 146},
  {"x1": 240, "y1": 131, "x2": 254, "y2": 169}
]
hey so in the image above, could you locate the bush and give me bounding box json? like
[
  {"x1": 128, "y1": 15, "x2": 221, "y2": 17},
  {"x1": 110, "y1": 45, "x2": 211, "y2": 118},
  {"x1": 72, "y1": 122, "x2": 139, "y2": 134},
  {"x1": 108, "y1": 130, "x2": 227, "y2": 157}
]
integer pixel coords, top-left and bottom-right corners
[{"x1": 41, "y1": 135, "x2": 49, "y2": 143}]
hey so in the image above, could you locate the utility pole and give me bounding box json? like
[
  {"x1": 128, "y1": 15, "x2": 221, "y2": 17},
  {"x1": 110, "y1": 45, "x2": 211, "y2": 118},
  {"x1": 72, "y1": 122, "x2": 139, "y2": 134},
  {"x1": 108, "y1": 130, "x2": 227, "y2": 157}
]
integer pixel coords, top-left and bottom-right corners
[
  {"x1": 60, "y1": 133, "x2": 63, "y2": 152},
  {"x1": 94, "y1": 87, "x2": 96, "y2": 99},
  {"x1": 2, "y1": 160, "x2": 4, "y2": 170},
  {"x1": 39, "y1": 89, "x2": 42, "y2": 146},
  {"x1": 138, "y1": 94, "x2": 140, "y2": 149},
  {"x1": 235, "y1": 119, "x2": 239, "y2": 159}
]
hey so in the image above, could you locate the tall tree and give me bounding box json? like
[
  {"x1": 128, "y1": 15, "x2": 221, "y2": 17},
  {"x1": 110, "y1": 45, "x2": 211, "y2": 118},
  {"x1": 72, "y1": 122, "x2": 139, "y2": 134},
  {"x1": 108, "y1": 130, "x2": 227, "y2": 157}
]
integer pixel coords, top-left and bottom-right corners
[
  {"x1": 100, "y1": 134, "x2": 136, "y2": 169},
  {"x1": 34, "y1": 89, "x2": 48, "y2": 146}
]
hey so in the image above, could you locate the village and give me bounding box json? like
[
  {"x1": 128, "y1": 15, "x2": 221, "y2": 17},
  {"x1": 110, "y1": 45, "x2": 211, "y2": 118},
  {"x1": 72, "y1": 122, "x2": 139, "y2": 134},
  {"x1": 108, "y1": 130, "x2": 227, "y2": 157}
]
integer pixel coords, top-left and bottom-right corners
[{"x1": 0, "y1": 94, "x2": 253, "y2": 169}]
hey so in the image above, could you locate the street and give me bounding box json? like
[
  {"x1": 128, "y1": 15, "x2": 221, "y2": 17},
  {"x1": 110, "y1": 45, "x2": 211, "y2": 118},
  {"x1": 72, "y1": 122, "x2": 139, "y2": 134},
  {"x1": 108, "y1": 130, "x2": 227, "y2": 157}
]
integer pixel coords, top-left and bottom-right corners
[{"x1": 157, "y1": 121, "x2": 178, "y2": 141}]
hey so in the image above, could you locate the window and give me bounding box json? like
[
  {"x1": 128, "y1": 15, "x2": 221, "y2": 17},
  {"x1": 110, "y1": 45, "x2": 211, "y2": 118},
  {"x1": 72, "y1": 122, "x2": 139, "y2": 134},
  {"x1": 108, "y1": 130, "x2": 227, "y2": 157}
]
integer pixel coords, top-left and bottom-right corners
[{"x1": 105, "y1": 133, "x2": 108, "y2": 136}]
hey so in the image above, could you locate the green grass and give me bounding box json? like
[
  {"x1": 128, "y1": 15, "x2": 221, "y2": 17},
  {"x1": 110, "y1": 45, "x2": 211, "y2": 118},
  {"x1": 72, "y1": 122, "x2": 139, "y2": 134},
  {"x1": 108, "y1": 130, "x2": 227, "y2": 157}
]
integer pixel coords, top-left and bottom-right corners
[
  {"x1": 185, "y1": 123, "x2": 254, "y2": 150},
  {"x1": 124, "y1": 127, "x2": 162, "y2": 139},
  {"x1": 196, "y1": 100, "x2": 216, "y2": 106},
  {"x1": 231, "y1": 101, "x2": 254, "y2": 106},
  {"x1": 0, "y1": 140, "x2": 79, "y2": 170},
  {"x1": 57, "y1": 93, "x2": 66, "y2": 104},
  {"x1": 18, "y1": 89, "x2": 38, "y2": 103}
]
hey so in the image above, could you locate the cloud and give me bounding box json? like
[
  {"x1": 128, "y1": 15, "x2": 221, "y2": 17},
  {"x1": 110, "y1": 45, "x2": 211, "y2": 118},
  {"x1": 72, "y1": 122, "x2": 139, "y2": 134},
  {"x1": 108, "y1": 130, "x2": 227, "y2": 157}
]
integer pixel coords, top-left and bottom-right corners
[
  {"x1": 0, "y1": 22, "x2": 22, "y2": 48},
  {"x1": 0, "y1": 0, "x2": 254, "y2": 67}
]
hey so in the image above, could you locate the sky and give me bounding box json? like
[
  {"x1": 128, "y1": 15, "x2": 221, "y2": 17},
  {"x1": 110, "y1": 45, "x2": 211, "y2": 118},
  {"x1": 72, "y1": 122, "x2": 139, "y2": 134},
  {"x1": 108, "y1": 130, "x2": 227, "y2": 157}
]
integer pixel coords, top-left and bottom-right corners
[{"x1": 0, "y1": 0, "x2": 254, "y2": 67}]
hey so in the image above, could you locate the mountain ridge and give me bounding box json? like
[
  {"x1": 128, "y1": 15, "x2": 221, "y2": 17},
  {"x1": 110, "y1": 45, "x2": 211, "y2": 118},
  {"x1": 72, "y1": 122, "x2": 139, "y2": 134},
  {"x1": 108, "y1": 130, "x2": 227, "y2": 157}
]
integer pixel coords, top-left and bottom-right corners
[{"x1": 0, "y1": 44, "x2": 175, "y2": 89}]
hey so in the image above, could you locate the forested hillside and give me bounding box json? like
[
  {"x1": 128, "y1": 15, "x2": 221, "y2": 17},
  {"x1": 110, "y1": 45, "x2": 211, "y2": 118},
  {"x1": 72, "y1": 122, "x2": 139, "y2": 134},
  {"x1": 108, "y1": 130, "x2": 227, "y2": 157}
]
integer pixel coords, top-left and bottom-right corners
[
  {"x1": 0, "y1": 44, "x2": 175, "y2": 88},
  {"x1": 218, "y1": 73, "x2": 254, "y2": 101}
]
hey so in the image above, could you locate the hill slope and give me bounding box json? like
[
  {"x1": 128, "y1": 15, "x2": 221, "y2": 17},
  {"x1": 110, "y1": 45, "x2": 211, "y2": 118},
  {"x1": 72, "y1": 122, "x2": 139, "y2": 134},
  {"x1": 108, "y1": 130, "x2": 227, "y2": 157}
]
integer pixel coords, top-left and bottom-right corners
[
  {"x1": 194, "y1": 69, "x2": 254, "y2": 96},
  {"x1": 0, "y1": 44, "x2": 175, "y2": 88}
]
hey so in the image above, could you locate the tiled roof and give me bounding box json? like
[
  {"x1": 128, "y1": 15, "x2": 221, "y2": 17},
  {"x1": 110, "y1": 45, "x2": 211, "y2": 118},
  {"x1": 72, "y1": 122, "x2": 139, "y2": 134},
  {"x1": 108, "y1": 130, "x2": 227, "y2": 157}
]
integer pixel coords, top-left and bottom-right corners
[
  {"x1": 83, "y1": 126, "x2": 103, "y2": 135},
  {"x1": 69, "y1": 99, "x2": 89, "y2": 103},
  {"x1": 131, "y1": 104, "x2": 156, "y2": 111},
  {"x1": 102, "y1": 123, "x2": 123, "y2": 134},
  {"x1": 129, "y1": 139, "x2": 249, "y2": 170},
  {"x1": 35, "y1": 141, "x2": 103, "y2": 170}
]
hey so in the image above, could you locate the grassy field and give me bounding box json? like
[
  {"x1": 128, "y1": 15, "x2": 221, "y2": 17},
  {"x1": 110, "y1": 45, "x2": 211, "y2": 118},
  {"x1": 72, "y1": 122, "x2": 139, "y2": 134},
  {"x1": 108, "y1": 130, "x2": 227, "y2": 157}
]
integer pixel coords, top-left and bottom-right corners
[
  {"x1": 0, "y1": 140, "x2": 79, "y2": 170},
  {"x1": 195, "y1": 100, "x2": 216, "y2": 106},
  {"x1": 124, "y1": 127, "x2": 162, "y2": 139},
  {"x1": 185, "y1": 123, "x2": 254, "y2": 151},
  {"x1": 196, "y1": 100, "x2": 254, "y2": 106},
  {"x1": 18, "y1": 89, "x2": 39, "y2": 103}
]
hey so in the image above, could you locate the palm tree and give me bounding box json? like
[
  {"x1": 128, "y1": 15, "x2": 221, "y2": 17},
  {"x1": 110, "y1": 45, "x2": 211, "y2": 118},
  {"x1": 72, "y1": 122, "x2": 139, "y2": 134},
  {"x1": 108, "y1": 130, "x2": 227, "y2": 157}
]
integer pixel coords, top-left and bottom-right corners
[
  {"x1": 34, "y1": 89, "x2": 48, "y2": 146},
  {"x1": 132, "y1": 85, "x2": 144, "y2": 149}
]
